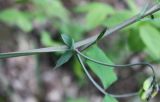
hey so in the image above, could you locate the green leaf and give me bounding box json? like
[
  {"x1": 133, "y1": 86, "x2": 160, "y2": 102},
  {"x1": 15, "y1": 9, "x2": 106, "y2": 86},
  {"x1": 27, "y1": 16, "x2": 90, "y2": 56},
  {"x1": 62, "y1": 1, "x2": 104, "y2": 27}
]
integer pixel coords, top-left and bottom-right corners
[
  {"x1": 143, "y1": 77, "x2": 153, "y2": 91},
  {"x1": 96, "y1": 28, "x2": 107, "y2": 41},
  {"x1": 41, "y1": 31, "x2": 60, "y2": 47},
  {"x1": 0, "y1": 9, "x2": 32, "y2": 32},
  {"x1": 126, "y1": 0, "x2": 139, "y2": 14},
  {"x1": 150, "y1": 11, "x2": 160, "y2": 28},
  {"x1": 103, "y1": 10, "x2": 133, "y2": 28},
  {"x1": 75, "y1": 2, "x2": 114, "y2": 13},
  {"x1": 61, "y1": 34, "x2": 74, "y2": 49},
  {"x1": 60, "y1": 21, "x2": 85, "y2": 41},
  {"x1": 33, "y1": 0, "x2": 69, "y2": 22},
  {"x1": 140, "y1": 25, "x2": 160, "y2": 58},
  {"x1": 76, "y1": 2, "x2": 114, "y2": 29},
  {"x1": 86, "y1": 45, "x2": 117, "y2": 89},
  {"x1": 54, "y1": 51, "x2": 73, "y2": 69},
  {"x1": 103, "y1": 95, "x2": 118, "y2": 102},
  {"x1": 139, "y1": 77, "x2": 159, "y2": 101},
  {"x1": 67, "y1": 98, "x2": 88, "y2": 102},
  {"x1": 16, "y1": 0, "x2": 30, "y2": 3},
  {"x1": 73, "y1": 58, "x2": 85, "y2": 81},
  {"x1": 86, "y1": 7, "x2": 114, "y2": 29},
  {"x1": 127, "y1": 29, "x2": 145, "y2": 52}
]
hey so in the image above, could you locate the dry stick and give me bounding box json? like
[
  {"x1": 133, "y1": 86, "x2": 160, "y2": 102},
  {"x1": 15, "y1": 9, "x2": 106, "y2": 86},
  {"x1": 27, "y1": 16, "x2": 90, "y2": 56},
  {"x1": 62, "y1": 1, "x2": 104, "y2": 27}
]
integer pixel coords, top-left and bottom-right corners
[{"x1": 0, "y1": 4, "x2": 160, "y2": 59}]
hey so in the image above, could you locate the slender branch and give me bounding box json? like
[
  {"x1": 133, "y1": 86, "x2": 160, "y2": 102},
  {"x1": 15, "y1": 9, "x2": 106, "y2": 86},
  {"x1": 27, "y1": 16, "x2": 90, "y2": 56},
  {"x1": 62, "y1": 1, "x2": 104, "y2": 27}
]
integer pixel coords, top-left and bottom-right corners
[
  {"x1": 0, "y1": 4, "x2": 160, "y2": 59},
  {"x1": 76, "y1": 53, "x2": 106, "y2": 94},
  {"x1": 75, "y1": 49, "x2": 156, "y2": 78},
  {"x1": 76, "y1": 53, "x2": 138, "y2": 98}
]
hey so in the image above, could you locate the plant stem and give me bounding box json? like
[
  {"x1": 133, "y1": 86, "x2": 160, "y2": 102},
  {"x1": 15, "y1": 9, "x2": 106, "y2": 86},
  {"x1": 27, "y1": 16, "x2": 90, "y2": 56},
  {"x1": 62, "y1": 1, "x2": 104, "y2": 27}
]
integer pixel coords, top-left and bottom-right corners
[
  {"x1": 76, "y1": 53, "x2": 139, "y2": 98},
  {"x1": 76, "y1": 53, "x2": 106, "y2": 94},
  {"x1": 0, "y1": 4, "x2": 160, "y2": 59},
  {"x1": 75, "y1": 49, "x2": 156, "y2": 78}
]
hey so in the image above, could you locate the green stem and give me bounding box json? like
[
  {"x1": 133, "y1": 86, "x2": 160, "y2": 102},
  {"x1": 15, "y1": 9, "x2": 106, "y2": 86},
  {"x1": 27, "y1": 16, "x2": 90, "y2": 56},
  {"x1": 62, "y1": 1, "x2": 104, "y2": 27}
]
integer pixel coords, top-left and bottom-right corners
[
  {"x1": 76, "y1": 53, "x2": 106, "y2": 94},
  {"x1": 0, "y1": 4, "x2": 160, "y2": 59},
  {"x1": 76, "y1": 53, "x2": 138, "y2": 98},
  {"x1": 75, "y1": 49, "x2": 156, "y2": 77}
]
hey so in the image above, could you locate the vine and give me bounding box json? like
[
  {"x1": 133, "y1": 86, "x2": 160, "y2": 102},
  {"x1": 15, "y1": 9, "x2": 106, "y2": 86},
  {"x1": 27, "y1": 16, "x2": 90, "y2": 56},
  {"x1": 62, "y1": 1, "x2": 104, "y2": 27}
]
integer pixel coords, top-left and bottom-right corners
[{"x1": 0, "y1": 1, "x2": 160, "y2": 102}]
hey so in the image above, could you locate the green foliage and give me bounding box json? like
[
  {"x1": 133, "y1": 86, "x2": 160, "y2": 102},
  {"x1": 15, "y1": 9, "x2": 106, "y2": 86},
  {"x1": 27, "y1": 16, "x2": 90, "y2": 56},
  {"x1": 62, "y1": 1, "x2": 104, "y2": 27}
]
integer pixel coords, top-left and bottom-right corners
[
  {"x1": 139, "y1": 77, "x2": 159, "y2": 101},
  {"x1": 127, "y1": 29, "x2": 145, "y2": 52},
  {"x1": 126, "y1": 0, "x2": 139, "y2": 14},
  {"x1": 140, "y1": 24, "x2": 160, "y2": 58},
  {"x1": 60, "y1": 21, "x2": 85, "y2": 41},
  {"x1": 0, "y1": 0, "x2": 160, "y2": 101},
  {"x1": 86, "y1": 45, "x2": 117, "y2": 89},
  {"x1": 67, "y1": 98, "x2": 88, "y2": 102},
  {"x1": 54, "y1": 51, "x2": 73, "y2": 69},
  {"x1": 103, "y1": 95, "x2": 118, "y2": 102},
  {"x1": 76, "y1": 2, "x2": 115, "y2": 30},
  {"x1": 0, "y1": 9, "x2": 32, "y2": 32},
  {"x1": 54, "y1": 34, "x2": 75, "y2": 68},
  {"x1": 33, "y1": 0, "x2": 69, "y2": 21},
  {"x1": 16, "y1": 0, "x2": 30, "y2": 3},
  {"x1": 96, "y1": 28, "x2": 107, "y2": 41},
  {"x1": 73, "y1": 58, "x2": 85, "y2": 82},
  {"x1": 40, "y1": 31, "x2": 59, "y2": 47},
  {"x1": 103, "y1": 10, "x2": 133, "y2": 27},
  {"x1": 75, "y1": 2, "x2": 114, "y2": 13},
  {"x1": 61, "y1": 34, "x2": 74, "y2": 49}
]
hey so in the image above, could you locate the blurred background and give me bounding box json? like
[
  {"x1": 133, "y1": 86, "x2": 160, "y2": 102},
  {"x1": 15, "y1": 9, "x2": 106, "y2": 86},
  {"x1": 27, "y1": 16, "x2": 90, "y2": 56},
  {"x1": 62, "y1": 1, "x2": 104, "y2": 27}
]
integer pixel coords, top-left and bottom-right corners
[{"x1": 0, "y1": 0, "x2": 160, "y2": 102}]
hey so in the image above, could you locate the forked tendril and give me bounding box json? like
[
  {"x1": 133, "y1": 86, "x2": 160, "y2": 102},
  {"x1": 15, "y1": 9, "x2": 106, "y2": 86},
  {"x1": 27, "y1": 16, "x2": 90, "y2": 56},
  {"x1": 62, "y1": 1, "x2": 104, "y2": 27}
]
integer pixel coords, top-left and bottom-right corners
[{"x1": 75, "y1": 49, "x2": 157, "y2": 98}]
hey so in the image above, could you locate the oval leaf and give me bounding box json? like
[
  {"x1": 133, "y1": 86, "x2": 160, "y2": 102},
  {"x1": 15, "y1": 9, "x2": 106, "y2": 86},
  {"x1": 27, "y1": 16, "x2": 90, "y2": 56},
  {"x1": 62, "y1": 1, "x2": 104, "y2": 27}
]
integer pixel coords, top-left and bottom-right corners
[
  {"x1": 61, "y1": 34, "x2": 74, "y2": 49},
  {"x1": 127, "y1": 29, "x2": 145, "y2": 52},
  {"x1": 86, "y1": 45, "x2": 117, "y2": 89},
  {"x1": 140, "y1": 25, "x2": 160, "y2": 58}
]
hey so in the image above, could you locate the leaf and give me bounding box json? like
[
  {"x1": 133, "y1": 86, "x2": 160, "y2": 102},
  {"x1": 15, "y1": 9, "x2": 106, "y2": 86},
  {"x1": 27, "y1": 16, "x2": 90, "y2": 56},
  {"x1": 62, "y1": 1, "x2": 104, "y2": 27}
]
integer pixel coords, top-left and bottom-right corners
[
  {"x1": 0, "y1": 9, "x2": 32, "y2": 32},
  {"x1": 61, "y1": 34, "x2": 74, "y2": 49},
  {"x1": 140, "y1": 25, "x2": 160, "y2": 58},
  {"x1": 127, "y1": 29, "x2": 145, "y2": 52},
  {"x1": 60, "y1": 21, "x2": 85, "y2": 41},
  {"x1": 75, "y1": 2, "x2": 114, "y2": 29},
  {"x1": 126, "y1": 0, "x2": 139, "y2": 14},
  {"x1": 17, "y1": 13, "x2": 32, "y2": 32},
  {"x1": 96, "y1": 28, "x2": 107, "y2": 41},
  {"x1": 33, "y1": 0, "x2": 69, "y2": 22},
  {"x1": 0, "y1": 9, "x2": 19, "y2": 24},
  {"x1": 139, "y1": 77, "x2": 159, "y2": 101},
  {"x1": 67, "y1": 98, "x2": 88, "y2": 102},
  {"x1": 86, "y1": 45, "x2": 117, "y2": 89},
  {"x1": 103, "y1": 95, "x2": 118, "y2": 102},
  {"x1": 54, "y1": 51, "x2": 73, "y2": 69},
  {"x1": 41, "y1": 31, "x2": 60, "y2": 47},
  {"x1": 143, "y1": 77, "x2": 153, "y2": 91},
  {"x1": 75, "y1": 2, "x2": 114, "y2": 13},
  {"x1": 150, "y1": 11, "x2": 160, "y2": 28},
  {"x1": 103, "y1": 10, "x2": 133, "y2": 28},
  {"x1": 73, "y1": 58, "x2": 85, "y2": 81},
  {"x1": 86, "y1": 7, "x2": 114, "y2": 29}
]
